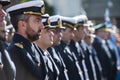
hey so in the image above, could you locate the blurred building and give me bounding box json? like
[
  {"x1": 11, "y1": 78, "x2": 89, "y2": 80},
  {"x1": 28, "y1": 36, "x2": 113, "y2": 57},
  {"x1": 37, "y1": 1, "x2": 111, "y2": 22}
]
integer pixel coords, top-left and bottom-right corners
[
  {"x1": 83, "y1": 0, "x2": 119, "y2": 18},
  {"x1": 4, "y1": 0, "x2": 120, "y2": 29},
  {"x1": 83, "y1": 0, "x2": 120, "y2": 28},
  {"x1": 46, "y1": 0, "x2": 120, "y2": 28},
  {"x1": 45, "y1": 0, "x2": 86, "y2": 17}
]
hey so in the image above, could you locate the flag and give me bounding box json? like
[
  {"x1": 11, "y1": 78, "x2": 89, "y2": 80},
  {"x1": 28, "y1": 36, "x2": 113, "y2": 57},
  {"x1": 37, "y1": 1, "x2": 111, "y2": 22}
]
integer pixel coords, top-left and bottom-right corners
[{"x1": 104, "y1": 8, "x2": 112, "y2": 28}]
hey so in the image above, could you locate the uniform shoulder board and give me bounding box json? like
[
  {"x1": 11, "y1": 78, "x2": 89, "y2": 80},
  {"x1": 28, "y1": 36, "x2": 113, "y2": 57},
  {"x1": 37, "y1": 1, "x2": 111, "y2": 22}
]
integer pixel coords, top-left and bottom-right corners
[{"x1": 14, "y1": 43, "x2": 23, "y2": 49}]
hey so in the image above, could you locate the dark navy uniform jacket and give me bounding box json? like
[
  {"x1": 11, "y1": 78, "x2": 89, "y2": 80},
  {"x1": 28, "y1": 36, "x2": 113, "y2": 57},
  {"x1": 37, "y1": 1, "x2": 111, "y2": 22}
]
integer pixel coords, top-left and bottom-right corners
[
  {"x1": 0, "y1": 40, "x2": 16, "y2": 80},
  {"x1": 86, "y1": 44, "x2": 103, "y2": 80},
  {"x1": 80, "y1": 41, "x2": 97, "y2": 80},
  {"x1": 69, "y1": 40, "x2": 92, "y2": 80},
  {"x1": 69, "y1": 40, "x2": 90, "y2": 80},
  {"x1": 33, "y1": 44, "x2": 59, "y2": 80},
  {"x1": 106, "y1": 41, "x2": 117, "y2": 80},
  {"x1": 48, "y1": 47, "x2": 69, "y2": 80},
  {"x1": 55, "y1": 41, "x2": 81, "y2": 80},
  {"x1": 7, "y1": 33, "x2": 46, "y2": 80},
  {"x1": 92, "y1": 37, "x2": 113, "y2": 80}
]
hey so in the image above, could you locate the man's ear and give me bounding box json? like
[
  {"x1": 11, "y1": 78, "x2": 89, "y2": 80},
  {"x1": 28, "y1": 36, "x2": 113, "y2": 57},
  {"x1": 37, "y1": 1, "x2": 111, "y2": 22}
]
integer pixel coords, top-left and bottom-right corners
[{"x1": 18, "y1": 21, "x2": 26, "y2": 29}]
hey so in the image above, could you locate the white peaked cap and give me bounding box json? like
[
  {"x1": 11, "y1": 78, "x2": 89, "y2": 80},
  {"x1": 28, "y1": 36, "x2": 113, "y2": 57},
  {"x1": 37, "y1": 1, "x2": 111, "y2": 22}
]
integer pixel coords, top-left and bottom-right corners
[
  {"x1": 6, "y1": 0, "x2": 45, "y2": 17},
  {"x1": 61, "y1": 16, "x2": 76, "y2": 24},
  {"x1": 73, "y1": 15, "x2": 88, "y2": 20},
  {"x1": 50, "y1": 15, "x2": 61, "y2": 23},
  {"x1": 60, "y1": 16, "x2": 76, "y2": 29},
  {"x1": 5, "y1": 24, "x2": 15, "y2": 32},
  {"x1": 73, "y1": 15, "x2": 88, "y2": 24},
  {"x1": 42, "y1": 14, "x2": 50, "y2": 26},
  {"x1": 94, "y1": 23, "x2": 113, "y2": 33},
  {"x1": 84, "y1": 20, "x2": 94, "y2": 27},
  {"x1": 42, "y1": 14, "x2": 50, "y2": 22},
  {"x1": 5, "y1": 24, "x2": 13, "y2": 30},
  {"x1": 49, "y1": 15, "x2": 64, "y2": 28}
]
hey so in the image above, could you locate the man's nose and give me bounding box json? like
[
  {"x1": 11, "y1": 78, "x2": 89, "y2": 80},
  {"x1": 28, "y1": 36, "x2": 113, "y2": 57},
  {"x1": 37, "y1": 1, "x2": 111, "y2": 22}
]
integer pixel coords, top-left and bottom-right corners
[
  {"x1": 40, "y1": 22, "x2": 45, "y2": 29},
  {"x1": 0, "y1": 9, "x2": 6, "y2": 18}
]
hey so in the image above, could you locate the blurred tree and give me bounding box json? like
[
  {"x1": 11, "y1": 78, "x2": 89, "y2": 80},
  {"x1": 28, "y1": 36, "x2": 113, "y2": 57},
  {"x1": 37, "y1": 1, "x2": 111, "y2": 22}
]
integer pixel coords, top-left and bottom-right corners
[
  {"x1": 20, "y1": 0, "x2": 29, "y2": 3},
  {"x1": 44, "y1": 0, "x2": 55, "y2": 16},
  {"x1": 10, "y1": 0, "x2": 55, "y2": 15}
]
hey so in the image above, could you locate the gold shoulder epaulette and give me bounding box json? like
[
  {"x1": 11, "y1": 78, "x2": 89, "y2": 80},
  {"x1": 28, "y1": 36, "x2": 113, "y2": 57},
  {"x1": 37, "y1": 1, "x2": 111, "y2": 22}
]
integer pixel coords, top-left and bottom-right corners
[{"x1": 15, "y1": 43, "x2": 23, "y2": 49}]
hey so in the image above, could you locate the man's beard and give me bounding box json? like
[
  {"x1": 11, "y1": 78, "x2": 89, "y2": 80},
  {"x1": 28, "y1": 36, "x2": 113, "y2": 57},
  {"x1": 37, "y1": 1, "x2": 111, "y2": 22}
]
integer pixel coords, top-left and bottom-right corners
[
  {"x1": 26, "y1": 28, "x2": 41, "y2": 42},
  {"x1": 25, "y1": 23, "x2": 41, "y2": 42},
  {"x1": 27, "y1": 32, "x2": 40, "y2": 42}
]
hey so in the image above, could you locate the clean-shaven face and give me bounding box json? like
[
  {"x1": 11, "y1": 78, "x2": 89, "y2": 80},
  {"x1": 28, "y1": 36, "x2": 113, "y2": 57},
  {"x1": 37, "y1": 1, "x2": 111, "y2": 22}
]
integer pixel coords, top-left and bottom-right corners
[
  {"x1": 51, "y1": 28, "x2": 63, "y2": 46},
  {"x1": 39, "y1": 28, "x2": 54, "y2": 47},
  {"x1": 62, "y1": 28, "x2": 74, "y2": 43}
]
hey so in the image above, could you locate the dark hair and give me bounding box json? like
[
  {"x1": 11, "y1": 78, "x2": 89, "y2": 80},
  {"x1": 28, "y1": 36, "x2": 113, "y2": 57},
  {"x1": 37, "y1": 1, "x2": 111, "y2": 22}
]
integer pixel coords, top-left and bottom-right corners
[
  {"x1": 10, "y1": 14, "x2": 30, "y2": 32},
  {"x1": 0, "y1": 0, "x2": 10, "y2": 6}
]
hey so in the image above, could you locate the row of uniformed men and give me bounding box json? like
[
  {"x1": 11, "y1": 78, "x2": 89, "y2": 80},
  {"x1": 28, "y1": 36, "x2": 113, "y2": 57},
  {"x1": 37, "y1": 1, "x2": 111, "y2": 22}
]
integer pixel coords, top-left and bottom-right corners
[{"x1": 0, "y1": 0, "x2": 117, "y2": 80}]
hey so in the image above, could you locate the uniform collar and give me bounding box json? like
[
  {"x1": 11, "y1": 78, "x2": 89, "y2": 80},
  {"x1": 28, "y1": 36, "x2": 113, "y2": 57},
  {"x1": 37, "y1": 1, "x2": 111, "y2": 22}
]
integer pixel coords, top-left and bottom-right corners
[
  {"x1": 60, "y1": 41, "x2": 67, "y2": 48},
  {"x1": 12, "y1": 33, "x2": 32, "y2": 49},
  {"x1": 95, "y1": 36, "x2": 105, "y2": 43}
]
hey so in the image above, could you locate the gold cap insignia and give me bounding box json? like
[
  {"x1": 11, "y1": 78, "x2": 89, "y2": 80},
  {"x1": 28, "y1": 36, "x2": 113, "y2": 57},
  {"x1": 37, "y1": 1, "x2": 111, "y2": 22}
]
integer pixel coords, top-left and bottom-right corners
[
  {"x1": 41, "y1": 6, "x2": 45, "y2": 15},
  {"x1": 24, "y1": 11, "x2": 42, "y2": 15},
  {"x1": 47, "y1": 18, "x2": 51, "y2": 26},
  {"x1": 63, "y1": 22, "x2": 73, "y2": 29},
  {"x1": 58, "y1": 19, "x2": 62, "y2": 27}
]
